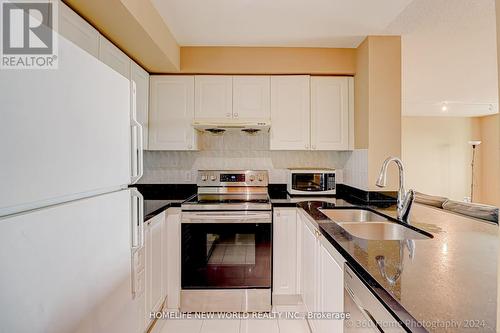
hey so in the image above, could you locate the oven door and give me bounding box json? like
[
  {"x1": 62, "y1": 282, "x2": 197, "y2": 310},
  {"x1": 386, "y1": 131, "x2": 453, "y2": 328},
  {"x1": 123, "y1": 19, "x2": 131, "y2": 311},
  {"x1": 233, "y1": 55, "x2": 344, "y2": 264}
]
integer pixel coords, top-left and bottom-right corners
[{"x1": 181, "y1": 211, "x2": 272, "y2": 289}]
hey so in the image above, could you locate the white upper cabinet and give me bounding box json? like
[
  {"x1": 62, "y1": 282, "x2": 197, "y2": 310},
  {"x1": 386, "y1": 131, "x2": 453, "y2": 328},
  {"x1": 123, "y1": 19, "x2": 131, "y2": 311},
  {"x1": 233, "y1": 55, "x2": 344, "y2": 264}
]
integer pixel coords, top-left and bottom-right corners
[
  {"x1": 130, "y1": 61, "x2": 150, "y2": 150},
  {"x1": 149, "y1": 76, "x2": 197, "y2": 151},
  {"x1": 58, "y1": 1, "x2": 100, "y2": 58},
  {"x1": 311, "y1": 77, "x2": 351, "y2": 150},
  {"x1": 233, "y1": 76, "x2": 271, "y2": 121},
  {"x1": 195, "y1": 76, "x2": 233, "y2": 121},
  {"x1": 99, "y1": 37, "x2": 131, "y2": 78},
  {"x1": 270, "y1": 76, "x2": 311, "y2": 150}
]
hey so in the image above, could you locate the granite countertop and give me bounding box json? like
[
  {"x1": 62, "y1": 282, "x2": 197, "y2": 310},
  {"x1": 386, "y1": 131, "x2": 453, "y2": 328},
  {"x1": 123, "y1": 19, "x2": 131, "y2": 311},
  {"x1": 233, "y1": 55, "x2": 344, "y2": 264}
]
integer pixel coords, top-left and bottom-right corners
[
  {"x1": 294, "y1": 199, "x2": 498, "y2": 332},
  {"x1": 144, "y1": 199, "x2": 183, "y2": 221},
  {"x1": 138, "y1": 186, "x2": 498, "y2": 331}
]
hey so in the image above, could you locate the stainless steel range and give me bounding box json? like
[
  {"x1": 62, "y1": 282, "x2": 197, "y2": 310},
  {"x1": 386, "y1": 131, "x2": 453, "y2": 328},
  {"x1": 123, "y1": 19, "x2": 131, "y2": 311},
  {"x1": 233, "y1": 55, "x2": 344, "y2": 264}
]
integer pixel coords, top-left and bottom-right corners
[{"x1": 180, "y1": 170, "x2": 272, "y2": 312}]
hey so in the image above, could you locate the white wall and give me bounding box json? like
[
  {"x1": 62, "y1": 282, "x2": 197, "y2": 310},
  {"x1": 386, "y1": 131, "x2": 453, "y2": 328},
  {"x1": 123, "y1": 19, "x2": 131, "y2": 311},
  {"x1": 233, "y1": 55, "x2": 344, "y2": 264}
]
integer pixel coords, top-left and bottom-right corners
[
  {"x1": 386, "y1": 0, "x2": 498, "y2": 117},
  {"x1": 140, "y1": 132, "x2": 355, "y2": 184},
  {"x1": 402, "y1": 116, "x2": 478, "y2": 201}
]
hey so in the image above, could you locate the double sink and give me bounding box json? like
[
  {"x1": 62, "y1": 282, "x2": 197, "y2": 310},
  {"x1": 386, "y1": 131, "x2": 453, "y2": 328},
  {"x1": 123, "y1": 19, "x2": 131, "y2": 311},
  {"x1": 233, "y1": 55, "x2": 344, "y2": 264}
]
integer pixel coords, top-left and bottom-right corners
[{"x1": 320, "y1": 209, "x2": 431, "y2": 240}]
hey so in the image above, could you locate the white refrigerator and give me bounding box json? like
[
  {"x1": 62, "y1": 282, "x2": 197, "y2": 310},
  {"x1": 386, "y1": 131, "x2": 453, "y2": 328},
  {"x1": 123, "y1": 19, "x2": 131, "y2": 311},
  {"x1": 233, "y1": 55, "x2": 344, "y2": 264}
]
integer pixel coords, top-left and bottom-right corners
[{"x1": 0, "y1": 34, "x2": 145, "y2": 333}]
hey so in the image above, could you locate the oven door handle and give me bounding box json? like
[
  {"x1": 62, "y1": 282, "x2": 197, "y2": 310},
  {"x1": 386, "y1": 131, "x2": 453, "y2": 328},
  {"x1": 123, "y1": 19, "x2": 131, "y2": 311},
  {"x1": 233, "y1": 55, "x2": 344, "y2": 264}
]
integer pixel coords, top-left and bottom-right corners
[{"x1": 181, "y1": 212, "x2": 272, "y2": 223}]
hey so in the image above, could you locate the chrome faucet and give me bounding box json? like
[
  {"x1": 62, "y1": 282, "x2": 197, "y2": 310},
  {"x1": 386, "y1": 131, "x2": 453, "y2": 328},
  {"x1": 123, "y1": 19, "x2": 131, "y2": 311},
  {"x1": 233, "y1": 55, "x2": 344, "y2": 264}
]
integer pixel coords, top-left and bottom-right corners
[{"x1": 376, "y1": 157, "x2": 415, "y2": 222}]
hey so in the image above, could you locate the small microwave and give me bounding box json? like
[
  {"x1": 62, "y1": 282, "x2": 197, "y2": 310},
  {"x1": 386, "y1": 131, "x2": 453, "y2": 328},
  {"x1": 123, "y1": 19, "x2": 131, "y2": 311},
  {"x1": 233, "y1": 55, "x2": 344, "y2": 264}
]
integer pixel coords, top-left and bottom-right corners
[{"x1": 287, "y1": 169, "x2": 337, "y2": 196}]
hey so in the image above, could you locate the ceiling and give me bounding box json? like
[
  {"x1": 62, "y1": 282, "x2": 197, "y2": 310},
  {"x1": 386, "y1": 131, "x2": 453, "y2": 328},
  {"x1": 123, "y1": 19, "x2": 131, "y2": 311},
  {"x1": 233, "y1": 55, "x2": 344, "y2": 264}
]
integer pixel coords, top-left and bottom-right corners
[
  {"x1": 385, "y1": 0, "x2": 498, "y2": 116},
  {"x1": 151, "y1": 0, "x2": 414, "y2": 47}
]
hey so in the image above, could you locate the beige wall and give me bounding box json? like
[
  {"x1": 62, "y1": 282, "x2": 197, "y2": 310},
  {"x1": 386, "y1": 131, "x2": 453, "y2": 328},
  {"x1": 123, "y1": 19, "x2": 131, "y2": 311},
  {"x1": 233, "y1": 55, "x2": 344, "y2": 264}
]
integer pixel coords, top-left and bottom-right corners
[
  {"x1": 64, "y1": 0, "x2": 180, "y2": 72},
  {"x1": 354, "y1": 39, "x2": 369, "y2": 149},
  {"x1": 493, "y1": 0, "x2": 500, "y2": 329},
  {"x1": 477, "y1": 114, "x2": 500, "y2": 206},
  {"x1": 367, "y1": 37, "x2": 402, "y2": 191},
  {"x1": 179, "y1": 47, "x2": 356, "y2": 75},
  {"x1": 402, "y1": 117, "x2": 478, "y2": 201},
  {"x1": 355, "y1": 36, "x2": 402, "y2": 191}
]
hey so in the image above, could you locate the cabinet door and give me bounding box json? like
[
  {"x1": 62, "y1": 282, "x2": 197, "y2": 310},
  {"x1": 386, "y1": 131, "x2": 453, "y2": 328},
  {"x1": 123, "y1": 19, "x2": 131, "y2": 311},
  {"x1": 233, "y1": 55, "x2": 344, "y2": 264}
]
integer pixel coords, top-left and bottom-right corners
[
  {"x1": 149, "y1": 76, "x2": 197, "y2": 151},
  {"x1": 311, "y1": 77, "x2": 350, "y2": 150},
  {"x1": 145, "y1": 211, "x2": 166, "y2": 319},
  {"x1": 318, "y1": 242, "x2": 344, "y2": 333},
  {"x1": 166, "y1": 208, "x2": 181, "y2": 309},
  {"x1": 233, "y1": 76, "x2": 270, "y2": 121},
  {"x1": 99, "y1": 37, "x2": 131, "y2": 78},
  {"x1": 195, "y1": 76, "x2": 233, "y2": 121},
  {"x1": 301, "y1": 216, "x2": 319, "y2": 332},
  {"x1": 270, "y1": 76, "x2": 311, "y2": 150},
  {"x1": 273, "y1": 208, "x2": 298, "y2": 296},
  {"x1": 131, "y1": 61, "x2": 150, "y2": 150},
  {"x1": 58, "y1": 2, "x2": 100, "y2": 58}
]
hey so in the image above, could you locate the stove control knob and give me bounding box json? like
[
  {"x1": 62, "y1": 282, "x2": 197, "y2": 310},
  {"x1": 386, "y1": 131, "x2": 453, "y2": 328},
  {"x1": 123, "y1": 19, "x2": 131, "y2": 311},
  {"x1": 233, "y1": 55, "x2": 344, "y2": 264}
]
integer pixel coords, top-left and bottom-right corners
[
  {"x1": 210, "y1": 175, "x2": 217, "y2": 181},
  {"x1": 201, "y1": 175, "x2": 208, "y2": 181},
  {"x1": 249, "y1": 175, "x2": 255, "y2": 182}
]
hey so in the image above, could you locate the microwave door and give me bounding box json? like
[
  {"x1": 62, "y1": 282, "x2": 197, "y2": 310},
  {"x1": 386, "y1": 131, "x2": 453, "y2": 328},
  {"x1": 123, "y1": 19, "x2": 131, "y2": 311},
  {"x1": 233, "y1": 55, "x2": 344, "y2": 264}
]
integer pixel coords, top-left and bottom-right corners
[{"x1": 292, "y1": 174, "x2": 324, "y2": 192}]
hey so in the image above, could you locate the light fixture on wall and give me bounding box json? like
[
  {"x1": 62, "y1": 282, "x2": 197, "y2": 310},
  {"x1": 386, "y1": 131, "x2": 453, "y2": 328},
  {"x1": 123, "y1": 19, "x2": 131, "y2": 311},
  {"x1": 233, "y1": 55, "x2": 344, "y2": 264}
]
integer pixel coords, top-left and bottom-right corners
[
  {"x1": 441, "y1": 102, "x2": 448, "y2": 112},
  {"x1": 468, "y1": 140, "x2": 482, "y2": 202}
]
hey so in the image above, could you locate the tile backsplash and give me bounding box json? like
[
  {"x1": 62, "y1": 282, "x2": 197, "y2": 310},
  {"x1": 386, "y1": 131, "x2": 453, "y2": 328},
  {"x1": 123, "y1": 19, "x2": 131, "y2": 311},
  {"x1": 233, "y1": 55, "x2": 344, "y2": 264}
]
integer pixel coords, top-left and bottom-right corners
[
  {"x1": 343, "y1": 149, "x2": 369, "y2": 190},
  {"x1": 139, "y1": 131, "x2": 368, "y2": 185}
]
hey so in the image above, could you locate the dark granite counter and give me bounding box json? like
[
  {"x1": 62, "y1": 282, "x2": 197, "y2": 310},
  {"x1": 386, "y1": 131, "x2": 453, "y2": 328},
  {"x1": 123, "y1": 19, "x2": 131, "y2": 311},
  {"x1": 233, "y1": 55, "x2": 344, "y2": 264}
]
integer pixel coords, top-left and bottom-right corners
[
  {"x1": 294, "y1": 199, "x2": 498, "y2": 332},
  {"x1": 135, "y1": 184, "x2": 498, "y2": 331},
  {"x1": 144, "y1": 200, "x2": 182, "y2": 221}
]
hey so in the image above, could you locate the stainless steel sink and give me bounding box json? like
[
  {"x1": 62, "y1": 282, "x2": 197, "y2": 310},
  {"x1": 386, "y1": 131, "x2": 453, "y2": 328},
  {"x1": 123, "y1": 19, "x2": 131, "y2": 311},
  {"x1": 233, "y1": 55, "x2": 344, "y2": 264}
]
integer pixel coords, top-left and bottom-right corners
[
  {"x1": 319, "y1": 209, "x2": 389, "y2": 222},
  {"x1": 319, "y1": 209, "x2": 430, "y2": 240},
  {"x1": 337, "y1": 222, "x2": 430, "y2": 240}
]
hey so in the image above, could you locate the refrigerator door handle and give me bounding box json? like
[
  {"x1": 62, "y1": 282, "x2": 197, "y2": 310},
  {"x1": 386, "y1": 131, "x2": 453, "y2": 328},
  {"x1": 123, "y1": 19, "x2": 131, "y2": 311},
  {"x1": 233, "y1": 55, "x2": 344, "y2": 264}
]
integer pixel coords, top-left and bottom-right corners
[
  {"x1": 130, "y1": 188, "x2": 144, "y2": 298},
  {"x1": 130, "y1": 81, "x2": 144, "y2": 185},
  {"x1": 130, "y1": 188, "x2": 144, "y2": 251}
]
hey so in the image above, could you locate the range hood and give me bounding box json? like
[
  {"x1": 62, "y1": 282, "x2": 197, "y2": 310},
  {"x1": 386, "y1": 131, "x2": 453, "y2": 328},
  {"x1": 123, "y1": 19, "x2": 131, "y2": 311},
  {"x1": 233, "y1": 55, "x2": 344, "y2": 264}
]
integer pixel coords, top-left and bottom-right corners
[{"x1": 193, "y1": 121, "x2": 271, "y2": 135}]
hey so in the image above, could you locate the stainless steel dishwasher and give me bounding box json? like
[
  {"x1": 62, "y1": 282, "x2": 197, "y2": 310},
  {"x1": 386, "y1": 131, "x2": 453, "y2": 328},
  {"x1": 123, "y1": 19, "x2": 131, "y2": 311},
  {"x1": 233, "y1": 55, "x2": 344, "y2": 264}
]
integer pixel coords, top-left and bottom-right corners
[{"x1": 344, "y1": 264, "x2": 407, "y2": 333}]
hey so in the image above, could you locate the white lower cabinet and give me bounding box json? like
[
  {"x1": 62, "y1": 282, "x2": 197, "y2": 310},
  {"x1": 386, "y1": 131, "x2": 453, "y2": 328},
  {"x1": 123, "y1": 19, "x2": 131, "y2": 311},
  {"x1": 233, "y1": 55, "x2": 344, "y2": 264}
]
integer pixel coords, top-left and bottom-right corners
[
  {"x1": 145, "y1": 211, "x2": 167, "y2": 321},
  {"x1": 273, "y1": 208, "x2": 299, "y2": 297},
  {"x1": 297, "y1": 210, "x2": 345, "y2": 333},
  {"x1": 138, "y1": 208, "x2": 181, "y2": 333},
  {"x1": 318, "y1": 238, "x2": 345, "y2": 333},
  {"x1": 165, "y1": 208, "x2": 181, "y2": 309}
]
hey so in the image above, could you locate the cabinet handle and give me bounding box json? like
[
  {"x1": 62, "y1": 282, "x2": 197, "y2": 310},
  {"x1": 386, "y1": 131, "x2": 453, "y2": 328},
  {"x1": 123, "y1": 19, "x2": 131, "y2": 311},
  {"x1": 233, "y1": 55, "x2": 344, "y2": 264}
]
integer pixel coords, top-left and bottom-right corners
[
  {"x1": 188, "y1": 144, "x2": 193, "y2": 150},
  {"x1": 226, "y1": 113, "x2": 231, "y2": 118},
  {"x1": 305, "y1": 144, "x2": 309, "y2": 149},
  {"x1": 234, "y1": 113, "x2": 239, "y2": 118}
]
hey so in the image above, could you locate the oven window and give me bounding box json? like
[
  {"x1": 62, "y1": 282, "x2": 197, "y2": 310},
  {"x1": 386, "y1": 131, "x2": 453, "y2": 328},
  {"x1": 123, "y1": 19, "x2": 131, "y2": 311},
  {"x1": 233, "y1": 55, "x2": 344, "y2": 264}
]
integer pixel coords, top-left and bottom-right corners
[
  {"x1": 182, "y1": 223, "x2": 271, "y2": 289},
  {"x1": 292, "y1": 173, "x2": 324, "y2": 192}
]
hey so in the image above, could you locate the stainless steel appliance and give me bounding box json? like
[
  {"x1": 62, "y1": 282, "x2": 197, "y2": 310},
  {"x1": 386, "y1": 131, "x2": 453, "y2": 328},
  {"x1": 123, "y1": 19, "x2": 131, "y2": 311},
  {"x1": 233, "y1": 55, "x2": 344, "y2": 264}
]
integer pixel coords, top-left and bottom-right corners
[
  {"x1": 181, "y1": 170, "x2": 272, "y2": 312},
  {"x1": 344, "y1": 264, "x2": 406, "y2": 333},
  {"x1": 287, "y1": 168, "x2": 337, "y2": 195}
]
